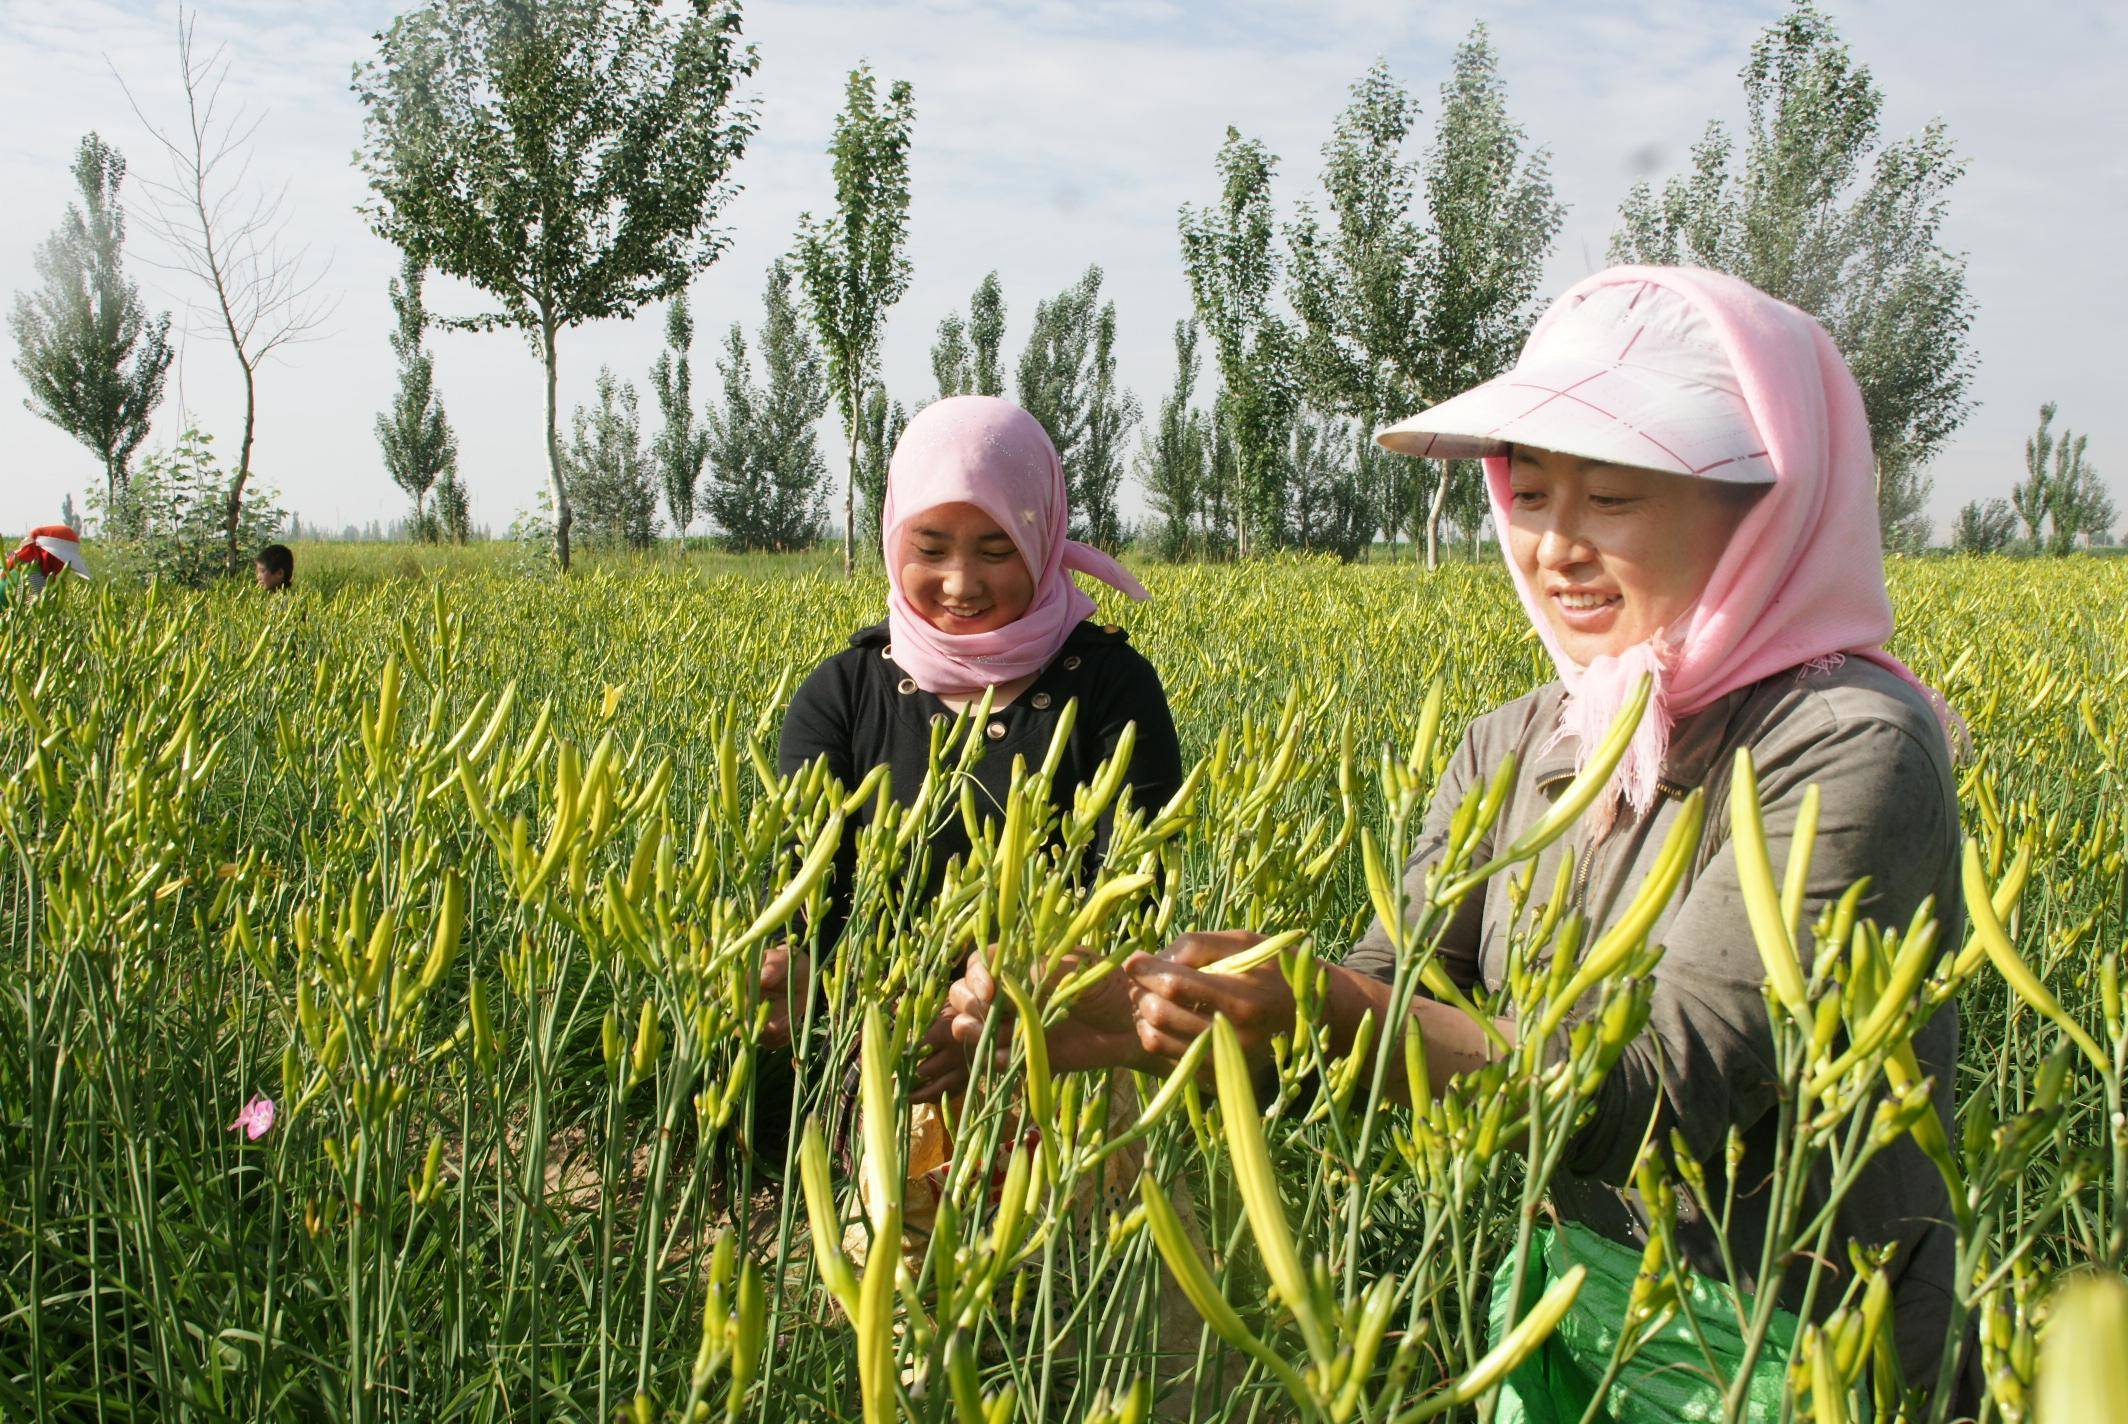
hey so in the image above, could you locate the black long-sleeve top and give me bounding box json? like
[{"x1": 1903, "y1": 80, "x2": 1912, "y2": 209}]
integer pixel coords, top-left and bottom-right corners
[{"x1": 777, "y1": 619, "x2": 1184, "y2": 954}]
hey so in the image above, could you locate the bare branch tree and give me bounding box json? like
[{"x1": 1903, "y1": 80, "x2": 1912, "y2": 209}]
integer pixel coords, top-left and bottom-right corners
[{"x1": 114, "y1": 8, "x2": 334, "y2": 572}]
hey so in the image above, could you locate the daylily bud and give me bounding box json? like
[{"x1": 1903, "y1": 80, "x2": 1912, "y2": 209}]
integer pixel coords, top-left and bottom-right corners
[{"x1": 628, "y1": 999, "x2": 663, "y2": 1088}]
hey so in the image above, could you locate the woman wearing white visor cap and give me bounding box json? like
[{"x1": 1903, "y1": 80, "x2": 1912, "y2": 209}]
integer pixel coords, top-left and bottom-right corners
[{"x1": 945, "y1": 266, "x2": 1971, "y2": 1410}]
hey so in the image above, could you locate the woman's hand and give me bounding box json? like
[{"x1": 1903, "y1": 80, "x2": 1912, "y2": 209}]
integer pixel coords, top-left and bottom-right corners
[
  {"x1": 910, "y1": 948, "x2": 1152, "y2": 1102},
  {"x1": 1125, "y1": 930, "x2": 1293, "y2": 1068},
  {"x1": 757, "y1": 945, "x2": 812, "y2": 1051},
  {"x1": 909, "y1": 1008, "x2": 972, "y2": 1101}
]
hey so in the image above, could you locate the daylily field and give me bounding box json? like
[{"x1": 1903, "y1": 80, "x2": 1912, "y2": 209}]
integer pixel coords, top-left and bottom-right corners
[{"x1": 3, "y1": 551, "x2": 2125, "y2": 1422}]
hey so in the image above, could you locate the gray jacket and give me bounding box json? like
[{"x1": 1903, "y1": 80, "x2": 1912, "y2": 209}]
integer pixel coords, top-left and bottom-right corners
[{"x1": 1344, "y1": 656, "x2": 1961, "y2": 1380}]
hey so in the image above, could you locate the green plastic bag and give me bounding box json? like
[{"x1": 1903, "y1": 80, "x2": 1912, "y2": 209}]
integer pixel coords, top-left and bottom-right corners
[{"x1": 1488, "y1": 1224, "x2": 1798, "y2": 1424}]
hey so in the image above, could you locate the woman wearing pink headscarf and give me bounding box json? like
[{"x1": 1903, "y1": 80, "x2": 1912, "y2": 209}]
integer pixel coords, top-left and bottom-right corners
[
  {"x1": 757, "y1": 395, "x2": 1181, "y2": 1074},
  {"x1": 949, "y1": 268, "x2": 1966, "y2": 1394}
]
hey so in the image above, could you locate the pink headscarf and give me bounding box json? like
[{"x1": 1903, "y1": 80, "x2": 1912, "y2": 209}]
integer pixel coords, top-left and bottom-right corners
[
  {"x1": 882, "y1": 396, "x2": 1148, "y2": 696},
  {"x1": 1482, "y1": 266, "x2": 1952, "y2": 820}
]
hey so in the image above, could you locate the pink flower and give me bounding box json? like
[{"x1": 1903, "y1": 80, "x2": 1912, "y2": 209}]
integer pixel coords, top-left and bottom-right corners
[{"x1": 229, "y1": 1094, "x2": 276, "y2": 1140}]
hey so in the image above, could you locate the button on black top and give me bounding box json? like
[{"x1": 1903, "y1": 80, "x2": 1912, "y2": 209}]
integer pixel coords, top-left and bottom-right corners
[{"x1": 778, "y1": 619, "x2": 1184, "y2": 952}]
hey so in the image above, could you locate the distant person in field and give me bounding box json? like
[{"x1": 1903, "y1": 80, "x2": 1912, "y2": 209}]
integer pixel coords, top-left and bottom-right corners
[
  {"x1": 758, "y1": 395, "x2": 1182, "y2": 1129},
  {"x1": 255, "y1": 543, "x2": 294, "y2": 590},
  {"x1": 942, "y1": 269, "x2": 1967, "y2": 1396},
  {"x1": 3, "y1": 524, "x2": 92, "y2": 605}
]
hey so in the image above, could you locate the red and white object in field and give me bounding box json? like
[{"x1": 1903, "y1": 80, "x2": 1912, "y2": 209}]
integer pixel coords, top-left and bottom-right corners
[{"x1": 7, "y1": 525, "x2": 93, "y2": 581}]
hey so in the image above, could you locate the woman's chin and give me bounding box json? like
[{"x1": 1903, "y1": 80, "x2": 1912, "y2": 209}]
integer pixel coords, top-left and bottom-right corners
[
  {"x1": 1550, "y1": 623, "x2": 1643, "y2": 665},
  {"x1": 923, "y1": 610, "x2": 1008, "y2": 635}
]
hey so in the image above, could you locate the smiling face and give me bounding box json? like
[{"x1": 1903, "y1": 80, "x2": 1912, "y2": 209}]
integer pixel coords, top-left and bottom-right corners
[
  {"x1": 897, "y1": 502, "x2": 1037, "y2": 635},
  {"x1": 1505, "y1": 445, "x2": 1763, "y2": 663}
]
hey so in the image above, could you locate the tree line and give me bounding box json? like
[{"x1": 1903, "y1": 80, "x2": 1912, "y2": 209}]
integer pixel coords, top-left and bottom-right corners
[{"x1": 13, "y1": 0, "x2": 2108, "y2": 576}]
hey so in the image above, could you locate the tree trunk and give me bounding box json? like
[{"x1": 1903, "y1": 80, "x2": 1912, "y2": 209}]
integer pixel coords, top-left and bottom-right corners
[
  {"x1": 1423, "y1": 460, "x2": 1452, "y2": 572},
  {"x1": 843, "y1": 379, "x2": 858, "y2": 578},
  {"x1": 222, "y1": 359, "x2": 259, "y2": 574},
  {"x1": 542, "y1": 315, "x2": 572, "y2": 573}
]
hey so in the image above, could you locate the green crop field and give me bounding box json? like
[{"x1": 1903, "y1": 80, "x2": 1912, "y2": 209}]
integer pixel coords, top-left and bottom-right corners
[{"x1": 2, "y1": 551, "x2": 2123, "y2": 1422}]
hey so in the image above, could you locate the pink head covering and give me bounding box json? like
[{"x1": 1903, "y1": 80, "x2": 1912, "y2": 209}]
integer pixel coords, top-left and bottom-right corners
[
  {"x1": 882, "y1": 396, "x2": 1148, "y2": 696},
  {"x1": 1399, "y1": 265, "x2": 1950, "y2": 819}
]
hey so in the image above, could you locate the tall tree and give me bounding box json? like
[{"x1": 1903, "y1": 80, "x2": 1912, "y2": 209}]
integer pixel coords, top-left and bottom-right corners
[
  {"x1": 1180, "y1": 129, "x2": 1298, "y2": 559},
  {"x1": 2055, "y1": 461, "x2": 2116, "y2": 553},
  {"x1": 968, "y1": 272, "x2": 1007, "y2": 397},
  {"x1": 1287, "y1": 411, "x2": 1373, "y2": 559},
  {"x1": 567, "y1": 368, "x2": 658, "y2": 550},
  {"x1": 2020, "y1": 402, "x2": 2113, "y2": 554},
  {"x1": 1017, "y1": 268, "x2": 1098, "y2": 481},
  {"x1": 2012, "y1": 403, "x2": 2059, "y2": 548},
  {"x1": 1611, "y1": 0, "x2": 1976, "y2": 551},
  {"x1": 1286, "y1": 62, "x2": 1425, "y2": 558},
  {"x1": 649, "y1": 294, "x2": 709, "y2": 540},
  {"x1": 1137, "y1": 319, "x2": 1211, "y2": 561},
  {"x1": 705, "y1": 260, "x2": 832, "y2": 551},
  {"x1": 1078, "y1": 298, "x2": 1141, "y2": 550},
  {"x1": 704, "y1": 323, "x2": 759, "y2": 545},
  {"x1": 375, "y1": 253, "x2": 459, "y2": 539},
  {"x1": 852, "y1": 383, "x2": 909, "y2": 555},
  {"x1": 931, "y1": 272, "x2": 1008, "y2": 402},
  {"x1": 1951, "y1": 499, "x2": 2015, "y2": 555},
  {"x1": 356, "y1": 0, "x2": 759, "y2": 571},
  {"x1": 10, "y1": 133, "x2": 173, "y2": 510},
  {"x1": 433, "y1": 465, "x2": 472, "y2": 543},
  {"x1": 753, "y1": 260, "x2": 834, "y2": 550},
  {"x1": 794, "y1": 66, "x2": 916, "y2": 575},
  {"x1": 120, "y1": 15, "x2": 332, "y2": 570},
  {"x1": 930, "y1": 312, "x2": 971, "y2": 400},
  {"x1": 1412, "y1": 29, "x2": 1562, "y2": 567}
]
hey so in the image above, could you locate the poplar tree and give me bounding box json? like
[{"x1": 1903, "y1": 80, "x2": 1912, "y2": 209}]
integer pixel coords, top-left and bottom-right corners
[
  {"x1": 567, "y1": 369, "x2": 658, "y2": 550},
  {"x1": 931, "y1": 313, "x2": 972, "y2": 400},
  {"x1": 930, "y1": 272, "x2": 1008, "y2": 402},
  {"x1": 1078, "y1": 299, "x2": 1141, "y2": 550},
  {"x1": 753, "y1": 260, "x2": 834, "y2": 551},
  {"x1": 1611, "y1": 0, "x2": 1976, "y2": 551},
  {"x1": 10, "y1": 133, "x2": 173, "y2": 510},
  {"x1": 433, "y1": 466, "x2": 471, "y2": 543},
  {"x1": 2012, "y1": 405, "x2": 2058, "y2": 548},
  {"x1": 704, "y1": 323, "x2": 759, "y2": 545},
  {"x1": 968, "y1": 273, "x2": 1007, "y2": 397},
  {"x1": 1414, "y1": 29, "x2": 1561, "y2": 565},
  {"x1": 794, "y1": 66, "x2": 916, "y2": 574},
  {"x1": 1287, "y1": 412, "x2": 1372, "y2": 559},
  {"x1": 1287, "y1": 63, "x2": 1423, "y2": 556},
  {"x1": 1291, "y1": 38, "x2": 1559, "y2": 570},
  {"x1": 356, "y1": 0, "x2": 758, "y2": 571},
  {"x1": 375, "y1": 253, "x2": 458, "y2": 539},
  {"x1": 1137, "y1": 319, "x2": 1211, "y2": 561},
  {"x1": 2018, "y1": 402, "x2": 2114, "y2": 554},
  {"x1": 852, "y1": 384, "x2": 908, "y2": 555},
  {"x1": 1952, "y1": 499, "x2": 2015, "y2": 555},
  {"x1": 1018, "y1": 270, "x2": 1096, "y2": 473},
  {"x1": 1015, "y1": 267, "x2": 1139, "y2": 546},
  {"x1": 649, "y1": 295, "x2": 708, "y2": 540},
  {"x1": 1180, "y1": 129, "x2": 1298, "y2": 559},
  {"x1": 706, "y1": 261, "x2": 831, "y2": 551}
]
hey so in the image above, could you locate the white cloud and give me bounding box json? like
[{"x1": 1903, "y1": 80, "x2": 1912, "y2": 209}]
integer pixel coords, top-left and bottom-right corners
[{"x1": 2, "y1": 0, "x2": 2121, "y2": 540}]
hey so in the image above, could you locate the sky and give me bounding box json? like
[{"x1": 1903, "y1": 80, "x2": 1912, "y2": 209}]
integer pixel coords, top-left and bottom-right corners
[{"x1": 2, "y1": 0, "x2": 2123, "y2": 541}]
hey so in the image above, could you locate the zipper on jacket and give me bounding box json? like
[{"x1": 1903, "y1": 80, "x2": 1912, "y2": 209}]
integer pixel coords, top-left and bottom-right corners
[{"x1": 1567, "y1": 777, "x2": 1692, "y2": 911}]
